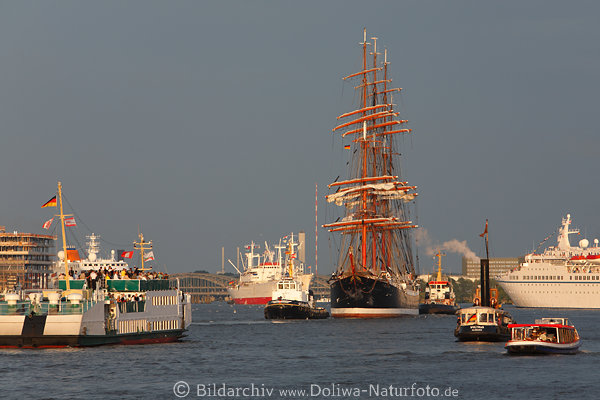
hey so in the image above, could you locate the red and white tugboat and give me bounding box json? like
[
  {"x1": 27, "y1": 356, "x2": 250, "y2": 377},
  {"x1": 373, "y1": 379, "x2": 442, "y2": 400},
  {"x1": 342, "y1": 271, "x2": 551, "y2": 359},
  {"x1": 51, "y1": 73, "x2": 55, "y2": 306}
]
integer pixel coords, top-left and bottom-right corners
[
  {"x1": 419, "y1": 252, "x2": 459, "y2": 315},
  {"x1": 505, "y1": 318, "x2": 581, "y2": 355}
]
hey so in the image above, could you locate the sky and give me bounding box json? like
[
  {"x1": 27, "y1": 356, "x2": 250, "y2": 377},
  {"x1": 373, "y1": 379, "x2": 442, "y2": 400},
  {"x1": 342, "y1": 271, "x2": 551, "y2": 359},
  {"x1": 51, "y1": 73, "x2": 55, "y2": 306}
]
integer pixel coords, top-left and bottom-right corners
[{"x1": 1, "y1": 1, "x2": 599, "y2": 275}]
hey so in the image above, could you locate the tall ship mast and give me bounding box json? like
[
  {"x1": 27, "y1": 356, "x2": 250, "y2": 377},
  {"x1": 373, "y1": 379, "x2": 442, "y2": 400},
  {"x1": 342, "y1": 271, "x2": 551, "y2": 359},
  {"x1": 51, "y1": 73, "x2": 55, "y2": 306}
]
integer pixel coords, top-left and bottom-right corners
[{"x1": 325, "y1": 29, "x2": 419, "y2": 318}]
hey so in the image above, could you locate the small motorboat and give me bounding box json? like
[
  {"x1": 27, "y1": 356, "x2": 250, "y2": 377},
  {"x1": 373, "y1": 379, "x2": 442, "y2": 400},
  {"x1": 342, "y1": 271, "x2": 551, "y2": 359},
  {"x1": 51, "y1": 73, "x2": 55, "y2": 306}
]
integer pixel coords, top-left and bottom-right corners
[{"x1": 505, "y1": 318, "x2": 580, "y2": 355}]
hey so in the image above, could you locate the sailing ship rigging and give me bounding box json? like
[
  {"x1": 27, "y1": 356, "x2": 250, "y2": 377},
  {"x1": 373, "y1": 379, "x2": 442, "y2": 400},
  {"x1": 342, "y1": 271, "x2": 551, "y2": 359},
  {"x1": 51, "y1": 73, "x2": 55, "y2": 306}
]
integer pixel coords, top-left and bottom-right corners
[{"x1": 326, "y1": 29, "x2": 420, "y2": 318}]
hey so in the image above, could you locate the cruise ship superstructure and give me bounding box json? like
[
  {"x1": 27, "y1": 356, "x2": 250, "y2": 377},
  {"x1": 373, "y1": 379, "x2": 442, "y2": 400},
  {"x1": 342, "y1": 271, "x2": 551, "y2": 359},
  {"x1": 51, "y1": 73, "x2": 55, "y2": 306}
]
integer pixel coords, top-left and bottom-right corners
[{"x1": 497, "y1": 213, "x2": 600, "y2": 308}]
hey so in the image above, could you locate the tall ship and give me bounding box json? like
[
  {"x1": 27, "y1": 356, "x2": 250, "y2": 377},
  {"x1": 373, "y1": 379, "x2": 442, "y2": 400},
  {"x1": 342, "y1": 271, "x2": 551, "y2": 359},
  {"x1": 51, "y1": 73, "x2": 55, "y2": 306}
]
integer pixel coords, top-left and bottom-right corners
[
  {"x1": 497, "y1": 213, "x2": 600, "y2": 308},
  {"x1": 325, "y1": 29, "x2": 420, "y2": 318},
  {"x1": 227, "y1": 234, "x2": 312, "y2": 305},
  {"x1": 0, "y1": 182, "x2": 192, "y2": 348}
]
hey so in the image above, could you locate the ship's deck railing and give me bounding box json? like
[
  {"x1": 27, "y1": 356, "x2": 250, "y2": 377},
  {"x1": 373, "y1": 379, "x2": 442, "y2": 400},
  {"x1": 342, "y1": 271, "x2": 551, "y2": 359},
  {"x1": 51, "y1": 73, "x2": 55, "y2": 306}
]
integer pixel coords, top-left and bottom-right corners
[
  {"x1": 118, "y1": 300, "x2": 146, "y2": 313},
  {"x1": 0, "y1": 300, "x2": 98, "y2": 315},
  {"x1": 58, "y1": 279, "x2": 171, "y2": 292}
]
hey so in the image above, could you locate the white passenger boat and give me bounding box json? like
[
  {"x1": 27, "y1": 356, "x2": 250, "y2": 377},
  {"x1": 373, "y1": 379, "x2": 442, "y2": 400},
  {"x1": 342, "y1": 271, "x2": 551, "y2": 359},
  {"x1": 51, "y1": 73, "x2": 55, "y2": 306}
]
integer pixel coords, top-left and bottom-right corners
[
  {"x1": 0, "y1": 182, "x2": 192, "y2": 348},
  {"x1": 505, "y1": 318, "x2": 580, "y2": 355}
]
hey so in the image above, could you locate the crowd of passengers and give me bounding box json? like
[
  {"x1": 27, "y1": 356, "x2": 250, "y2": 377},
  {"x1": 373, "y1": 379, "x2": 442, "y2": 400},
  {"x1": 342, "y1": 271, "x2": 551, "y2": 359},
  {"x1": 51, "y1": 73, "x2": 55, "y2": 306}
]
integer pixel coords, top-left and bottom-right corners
[
  {"x1": 111, "y1": 293, "x2": 144, "y2": 303},
  {"x1": 56, "y1": 268, "x2": 169, "y2": 290}
]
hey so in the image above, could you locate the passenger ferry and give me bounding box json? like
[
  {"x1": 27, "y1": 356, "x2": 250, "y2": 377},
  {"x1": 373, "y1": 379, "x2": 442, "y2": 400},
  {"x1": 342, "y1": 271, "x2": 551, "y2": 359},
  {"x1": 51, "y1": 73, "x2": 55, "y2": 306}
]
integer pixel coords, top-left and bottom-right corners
[
  {"x1": 505, "y1": 318, "x2": 580, "y2": 355},
  {"x1": 497, "y1": 214, "x2": 600, "y2": 308},
  {"x1": 0, "y1": 182, "x2": 192, "y2": 348}
]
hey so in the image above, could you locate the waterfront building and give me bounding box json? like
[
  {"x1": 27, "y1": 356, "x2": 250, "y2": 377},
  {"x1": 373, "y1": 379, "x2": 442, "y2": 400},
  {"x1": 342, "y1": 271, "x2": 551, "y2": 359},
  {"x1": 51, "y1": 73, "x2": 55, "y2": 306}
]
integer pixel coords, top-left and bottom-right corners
[
  {"x1": 0, "y1": 226, "x2": 55, "y2": 290},
  {"x1": 462, "y1": 256, "x2": 522, "y2": 279}
]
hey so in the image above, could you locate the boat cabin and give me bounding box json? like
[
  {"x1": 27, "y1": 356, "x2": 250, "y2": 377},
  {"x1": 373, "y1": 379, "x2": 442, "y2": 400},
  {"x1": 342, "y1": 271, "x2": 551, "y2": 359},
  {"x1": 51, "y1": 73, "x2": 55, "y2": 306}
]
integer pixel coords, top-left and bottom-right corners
[
  {"x1": 424, "y1": 280, "x2": 455, "y2": 304},
  {"x1": 508, "y1": 318, "x2": 579, "y2": 344},
  {"x1": 271, "y1": 278, "x2": 308, "y2": 302},
  {"x1": 457, "y1": 306, "x2": 511, "y2": 327}
]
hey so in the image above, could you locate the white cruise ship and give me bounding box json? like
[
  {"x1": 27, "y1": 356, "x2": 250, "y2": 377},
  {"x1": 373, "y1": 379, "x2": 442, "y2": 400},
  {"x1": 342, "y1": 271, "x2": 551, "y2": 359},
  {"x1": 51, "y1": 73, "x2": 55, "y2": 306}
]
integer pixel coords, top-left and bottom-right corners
[{"x1": 497, "y1": 213, "x2": 600, "y2": 308}]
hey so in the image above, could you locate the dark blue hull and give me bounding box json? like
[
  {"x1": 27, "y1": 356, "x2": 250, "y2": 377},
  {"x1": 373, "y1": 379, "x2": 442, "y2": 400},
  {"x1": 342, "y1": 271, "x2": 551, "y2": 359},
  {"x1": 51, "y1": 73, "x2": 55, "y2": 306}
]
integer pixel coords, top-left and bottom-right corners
[
  {"x1": 419, "y1": 303, "x2": 459, "y2": 315},
  {"x1": 264, "y1": 301, "x2": 329, "y2": 320},
  {"x1": 330, "y1": 275, "x2": 419, "y2": 318},
  {"x1": 454, "y1": 324, "x2": 510, "y2": 342}
]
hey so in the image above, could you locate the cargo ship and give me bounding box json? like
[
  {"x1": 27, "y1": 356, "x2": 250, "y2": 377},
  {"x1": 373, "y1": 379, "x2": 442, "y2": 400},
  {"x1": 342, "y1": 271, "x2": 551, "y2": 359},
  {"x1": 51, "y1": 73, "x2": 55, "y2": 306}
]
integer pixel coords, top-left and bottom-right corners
[{"x1": 227, "y1": 234, "x2": 312, "y2": 305}]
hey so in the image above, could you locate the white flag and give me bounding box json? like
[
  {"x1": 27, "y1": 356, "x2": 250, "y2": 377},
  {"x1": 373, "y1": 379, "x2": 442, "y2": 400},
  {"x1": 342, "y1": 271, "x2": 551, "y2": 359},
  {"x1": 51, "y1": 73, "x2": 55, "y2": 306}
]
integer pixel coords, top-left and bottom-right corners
[
  {"x1": 42, "y1": 217, "x2": 54, "y2": 230},
  {"x1": 144, "y1": 251, "x2": 155, "y2": 261}
]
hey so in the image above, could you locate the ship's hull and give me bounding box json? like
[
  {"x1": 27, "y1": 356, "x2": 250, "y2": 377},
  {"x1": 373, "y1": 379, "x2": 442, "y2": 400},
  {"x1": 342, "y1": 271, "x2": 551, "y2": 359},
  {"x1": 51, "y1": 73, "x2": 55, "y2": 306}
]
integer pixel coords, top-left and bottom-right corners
[
  {"x1": 0, "y1": 288, "x2": 192, "y2": 349},
  {"x1": 0, "y1": 329, "x2": 186, "y2": 348},
  {"x1": 419, "y1": 303, "x2": 459, "y2": 315},
  {"x1": 228, "y1": 281, "x2": 279, "y2": 305},
  {"x1": 454, "y1": 324, "x2": 510, "y2": 342},
  {"x1": 505, "y1": 340, "x2": 580, "y2": 355},
  {"x1": 497, "y1": 276, "x2": 600, "y2": 308},
  {"x1": 330, "y1": 275, "x2": 419, "y2": 318},
  {"x1": 264, "y1": 300, "x2": 329, "y2": 320},
  {"x1": 229, "y1": 274, "x2": 312, "y2": 305}
]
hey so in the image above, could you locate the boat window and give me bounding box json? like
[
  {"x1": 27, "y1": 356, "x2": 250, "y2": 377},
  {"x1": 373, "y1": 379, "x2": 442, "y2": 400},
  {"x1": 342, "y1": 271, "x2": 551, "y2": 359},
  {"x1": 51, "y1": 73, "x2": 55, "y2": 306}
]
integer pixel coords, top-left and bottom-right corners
[
  {"x1": 479, "y1": 313, "x2": 488, "y2": 323},
  {"x1": 488, "y1": 313, "x2": 495, "y2": 322}
]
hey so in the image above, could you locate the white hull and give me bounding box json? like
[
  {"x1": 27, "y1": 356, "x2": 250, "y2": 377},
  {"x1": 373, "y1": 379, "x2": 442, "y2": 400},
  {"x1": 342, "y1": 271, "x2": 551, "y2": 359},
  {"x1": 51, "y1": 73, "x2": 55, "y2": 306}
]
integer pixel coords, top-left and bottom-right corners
[
  {"x1": 228, "y1": 274, "x2": 312, "y2": 304},
  {"x1": 498, "y1": 213, "x2": 600, "y2": 309},
  {"x1": 497, "y1": 277, "x2": 600, "y2": 308}
]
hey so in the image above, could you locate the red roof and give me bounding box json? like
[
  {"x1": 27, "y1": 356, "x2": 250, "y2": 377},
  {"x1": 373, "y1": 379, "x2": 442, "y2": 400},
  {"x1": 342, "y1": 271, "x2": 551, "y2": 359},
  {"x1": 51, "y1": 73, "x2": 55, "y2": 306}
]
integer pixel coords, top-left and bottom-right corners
[{"x1": 508, "y1": 324, "x2": 574, "y2": 329}]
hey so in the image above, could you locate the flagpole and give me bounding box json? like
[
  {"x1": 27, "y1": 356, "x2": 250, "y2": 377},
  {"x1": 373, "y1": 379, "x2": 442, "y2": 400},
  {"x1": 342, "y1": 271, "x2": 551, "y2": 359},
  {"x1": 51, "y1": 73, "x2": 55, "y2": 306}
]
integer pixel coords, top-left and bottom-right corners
[
  {"x1": 57, "y1": 182, "x2": 70, "y2": 291},
  {"x1": 484, "y1": 219, "x2": 489, "y2": 260}
]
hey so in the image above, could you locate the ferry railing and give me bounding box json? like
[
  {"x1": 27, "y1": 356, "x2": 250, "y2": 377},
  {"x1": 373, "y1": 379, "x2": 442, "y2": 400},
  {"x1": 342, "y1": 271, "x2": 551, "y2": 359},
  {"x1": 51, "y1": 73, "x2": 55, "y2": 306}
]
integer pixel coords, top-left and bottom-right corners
[
  {"x1": 0, "y1": 300, "x2": 98, "y2": 315},
  {"x1": 117, "y1": 300, "x2": 146, "y2": 314}
]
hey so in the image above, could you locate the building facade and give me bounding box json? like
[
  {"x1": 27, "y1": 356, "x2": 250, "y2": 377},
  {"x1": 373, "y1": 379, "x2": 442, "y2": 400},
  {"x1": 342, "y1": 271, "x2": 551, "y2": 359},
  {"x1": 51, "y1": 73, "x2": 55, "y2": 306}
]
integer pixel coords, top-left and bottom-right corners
[
  {"x1": 0, "y1": 226, "x2": 56, "y2": 290},
  {"x1": 461, "y1": 256, "x2": 522, "y2": 279}
]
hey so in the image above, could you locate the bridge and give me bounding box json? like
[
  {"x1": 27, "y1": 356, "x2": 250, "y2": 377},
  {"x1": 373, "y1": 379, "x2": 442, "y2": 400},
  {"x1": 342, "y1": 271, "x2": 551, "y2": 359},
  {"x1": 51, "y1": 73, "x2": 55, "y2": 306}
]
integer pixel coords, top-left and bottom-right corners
[{"x1": 170, "y1": 272, "x2": 330, "y2": 303}]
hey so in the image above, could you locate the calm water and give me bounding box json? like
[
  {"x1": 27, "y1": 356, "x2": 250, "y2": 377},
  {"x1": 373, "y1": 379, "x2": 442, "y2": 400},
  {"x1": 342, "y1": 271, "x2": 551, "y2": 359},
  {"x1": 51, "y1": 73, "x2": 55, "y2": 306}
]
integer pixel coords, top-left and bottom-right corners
[{"x1": 1, "y1": 304, "x2": 599, "y2": 399}]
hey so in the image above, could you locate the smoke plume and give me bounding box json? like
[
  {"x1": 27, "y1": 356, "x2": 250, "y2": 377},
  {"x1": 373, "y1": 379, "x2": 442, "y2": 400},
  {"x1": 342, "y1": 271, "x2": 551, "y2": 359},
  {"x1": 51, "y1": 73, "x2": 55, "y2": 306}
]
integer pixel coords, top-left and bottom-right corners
[{"x1": 415, "y1": 228, "x2": 479, "y2": 261}]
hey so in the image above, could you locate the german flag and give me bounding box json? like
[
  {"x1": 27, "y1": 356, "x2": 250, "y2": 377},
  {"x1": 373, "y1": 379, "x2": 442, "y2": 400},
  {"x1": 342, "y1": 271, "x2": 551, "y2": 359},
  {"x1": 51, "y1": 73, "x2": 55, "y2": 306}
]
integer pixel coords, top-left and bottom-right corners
[
  {"x1": 41, "y1": 196, "x2": 57, "y2": 208},
  {"x1": 344, "y1": 145, "x2": 351, "y2": 150}
]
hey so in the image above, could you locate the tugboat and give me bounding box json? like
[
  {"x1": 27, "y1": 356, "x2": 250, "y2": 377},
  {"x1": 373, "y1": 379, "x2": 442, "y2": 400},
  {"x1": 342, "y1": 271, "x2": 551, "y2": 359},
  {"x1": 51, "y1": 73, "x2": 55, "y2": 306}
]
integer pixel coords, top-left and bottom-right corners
[
  {"x1": 264, "y1": 240, "x2": 328, "y2": 320},
  {"x1": 419, "y1": 252, "x2": 459, "y2": 315},
  {"x1": 227, "y1": 234, "x2": 312, "y2": 305},
  {"x1": 326, "y1": 29, "x2": 420, "y2": 318},
  {"x1": 264, "y1": 282, "x2": 329, "y2": 320},
  {"x1": 0, "y1": 182, "x2": 192, "y2": 348},
  {"x1": 454, "y1": 220, "x2": 515, "y2": 341},
  {"x1": 505, "y1": 317, "x2": 580, "y2": 355}
]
